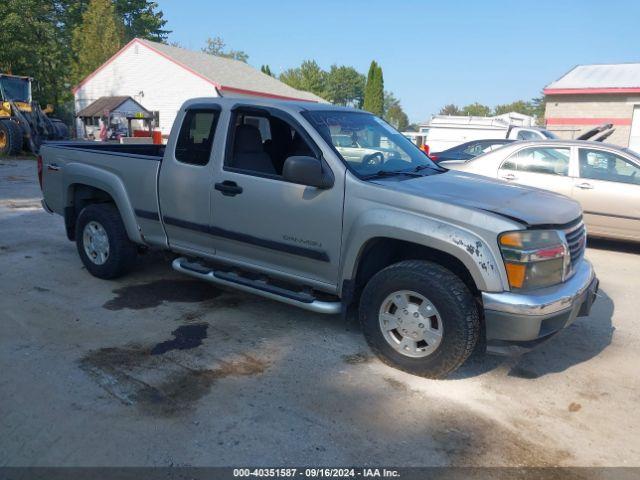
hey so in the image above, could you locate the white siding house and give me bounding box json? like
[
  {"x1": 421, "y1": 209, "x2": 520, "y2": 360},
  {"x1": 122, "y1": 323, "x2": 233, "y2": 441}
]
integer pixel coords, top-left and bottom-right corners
[{"x1": 73, "y1": 38, "x2": 325, "y2": 136}]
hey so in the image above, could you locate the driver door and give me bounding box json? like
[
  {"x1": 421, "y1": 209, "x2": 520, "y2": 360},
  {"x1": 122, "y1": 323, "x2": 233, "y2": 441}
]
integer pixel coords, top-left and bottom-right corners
[{"x1": 209, "y1": 106, "x2": 346, "y2": 287}]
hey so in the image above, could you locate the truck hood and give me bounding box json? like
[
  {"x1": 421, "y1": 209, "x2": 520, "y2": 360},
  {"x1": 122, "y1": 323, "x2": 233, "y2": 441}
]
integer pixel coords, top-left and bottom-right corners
[{"x1": 373, "y1": 170, "x2": 581, "y2": 226}]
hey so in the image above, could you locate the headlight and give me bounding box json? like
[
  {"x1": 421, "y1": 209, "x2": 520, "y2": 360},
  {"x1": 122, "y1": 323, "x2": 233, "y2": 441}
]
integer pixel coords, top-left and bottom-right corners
[{"x1": 498, "y1": 230, "x2": 570, "y2": 291}]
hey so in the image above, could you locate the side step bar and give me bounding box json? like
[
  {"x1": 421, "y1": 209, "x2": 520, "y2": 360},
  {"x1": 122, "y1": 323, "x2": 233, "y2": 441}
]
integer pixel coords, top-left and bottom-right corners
[{"x1": 172, "y1": 257, "x2": 342, "y2": 315}]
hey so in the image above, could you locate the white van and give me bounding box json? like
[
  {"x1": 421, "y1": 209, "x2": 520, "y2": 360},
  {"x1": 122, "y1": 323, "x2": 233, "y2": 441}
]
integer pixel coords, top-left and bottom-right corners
[{"x1": 422, "y1": 113, "x2": 557, "y2": 152}]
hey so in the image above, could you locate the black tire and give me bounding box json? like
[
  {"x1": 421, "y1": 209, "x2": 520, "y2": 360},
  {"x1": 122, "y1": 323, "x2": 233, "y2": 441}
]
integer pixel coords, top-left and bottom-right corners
[
  {"x1": 75, "y1": 203, "x2": 137, "y2": 279},
  {"x1": 50, "y1": 119, "x2": 69, "y2": 140},
  {"x1": 0, "y1": 120, "x2": 23, "y2": 156},
  {"x1": 359, "y1": 260, "x2": 480, "y2": 379}
]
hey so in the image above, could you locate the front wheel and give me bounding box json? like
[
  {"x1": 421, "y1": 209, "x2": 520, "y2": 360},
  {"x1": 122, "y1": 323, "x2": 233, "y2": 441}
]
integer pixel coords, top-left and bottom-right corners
[
  {"x1": 359, "y1": 260, "x2": 480, "y2": 379},
  {"x1": 75, "y1": 204, "x2": 137, "y2": 279}
]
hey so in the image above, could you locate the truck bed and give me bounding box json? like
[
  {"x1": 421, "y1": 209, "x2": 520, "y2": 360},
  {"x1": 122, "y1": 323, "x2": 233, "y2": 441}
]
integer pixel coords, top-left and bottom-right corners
[
  {"x1": 42, "y1": 141, "x2": 165, "y2": 159},
  {"x1": 40, "y1": 141, "x2": 165, "y2": 246}
]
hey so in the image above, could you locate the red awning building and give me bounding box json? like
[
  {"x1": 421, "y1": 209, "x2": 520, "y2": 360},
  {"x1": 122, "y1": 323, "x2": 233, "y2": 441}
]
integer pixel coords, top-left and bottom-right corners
[{"x1": 544, "y1": 63, "x2": 640, "y2": 151}]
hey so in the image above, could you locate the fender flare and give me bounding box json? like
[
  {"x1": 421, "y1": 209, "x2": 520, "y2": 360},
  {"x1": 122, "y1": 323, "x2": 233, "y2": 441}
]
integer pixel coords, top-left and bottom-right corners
[
  {"x1": 63, "y1": 162, "x2": 143, "y2": 244},
  {"x1": 340, "y1": 209, "x2": 506, "y2": 293}
]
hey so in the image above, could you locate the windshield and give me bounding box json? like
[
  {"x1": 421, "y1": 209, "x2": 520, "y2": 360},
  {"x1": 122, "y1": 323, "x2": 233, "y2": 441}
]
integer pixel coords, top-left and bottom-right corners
[
  {"x1": 303, "y1": 110, "x2": 439, "y2": 177},
  {"x1": 541, "y1": 130, "x2": 558, "y2": 139},
  {"x1": 0, "y1": 76, "x2": 30, "y2": 102}
]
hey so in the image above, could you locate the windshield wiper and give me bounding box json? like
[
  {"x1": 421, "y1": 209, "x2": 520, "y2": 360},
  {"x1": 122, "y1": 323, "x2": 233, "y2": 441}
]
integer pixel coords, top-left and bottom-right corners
[
  {"x1": 361, "y1": 169, "x2": 423, "y2": 180},
  {"x1": 414, "y1": 164, "x2": 446, "y2": 173}
]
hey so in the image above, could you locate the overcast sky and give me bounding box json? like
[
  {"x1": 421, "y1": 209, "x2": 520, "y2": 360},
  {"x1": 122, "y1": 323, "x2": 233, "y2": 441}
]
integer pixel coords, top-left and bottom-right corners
[{"x1": 159, "y1": 0, "x2": 640, "y2": 123}]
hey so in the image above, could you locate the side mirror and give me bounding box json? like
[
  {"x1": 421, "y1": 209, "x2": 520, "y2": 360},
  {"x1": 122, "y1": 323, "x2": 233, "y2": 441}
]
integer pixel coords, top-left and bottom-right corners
[{"x1": 283, "y1": 156, "x2": 334, "y2": 189}]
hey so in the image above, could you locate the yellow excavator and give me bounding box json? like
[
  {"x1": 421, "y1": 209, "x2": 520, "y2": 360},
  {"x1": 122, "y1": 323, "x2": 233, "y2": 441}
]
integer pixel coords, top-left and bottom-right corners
[{"x1": 0, "y1": 73, "x2": 69, "y2": 156}]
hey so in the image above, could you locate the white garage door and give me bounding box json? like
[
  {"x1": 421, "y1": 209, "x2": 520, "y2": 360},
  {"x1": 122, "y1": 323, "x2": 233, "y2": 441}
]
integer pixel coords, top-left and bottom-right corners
[{"x1": 630, "y1": 105, "x2": 640, "y2": 154}]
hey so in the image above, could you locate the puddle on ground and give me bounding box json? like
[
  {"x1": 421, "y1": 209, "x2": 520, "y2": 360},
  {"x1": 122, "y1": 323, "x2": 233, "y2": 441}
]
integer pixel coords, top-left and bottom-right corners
[
  {"x1": 102, "y1": 279, "x2": 222, "y2": 310},
  {"x1": 151, "y1": 324, "x2": 208, "y2": 355},
  {"x1": 80, "y1": 332, "x2": 269, "y2": 416}
]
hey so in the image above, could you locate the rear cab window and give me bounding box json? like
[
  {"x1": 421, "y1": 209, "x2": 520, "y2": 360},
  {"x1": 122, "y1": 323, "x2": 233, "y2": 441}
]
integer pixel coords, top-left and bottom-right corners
[{"x1": 175, "y1": 109, "x2": 220, "y2": 166}]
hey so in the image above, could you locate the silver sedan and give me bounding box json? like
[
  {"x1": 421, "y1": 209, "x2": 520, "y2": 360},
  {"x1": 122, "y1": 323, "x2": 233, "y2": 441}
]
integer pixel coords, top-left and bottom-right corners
[{"x1": 442, "y1": 140, "x2": 640, "y2": 242}]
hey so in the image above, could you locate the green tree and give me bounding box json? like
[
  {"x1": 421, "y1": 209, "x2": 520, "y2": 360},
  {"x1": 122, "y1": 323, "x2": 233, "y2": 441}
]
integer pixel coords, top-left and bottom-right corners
[
  {"x1": 260, "y1": 64, "x2": 274, "y2": 76},
  {"x1": 202, "y1": 36, "x2": 248, "y2": 63},
  {"x1": 325, "y1": 65, "x2": 365, "y2": 106},
  {"x1": 1, "y1": 0, "x2": 170, "y2": 123},
  {"x1": 461, "y1": 102, "x2": 491, "y2": 117},
  {"x1": 493, "y1": 100, "x2": 534, "y2": 117},
  {"x1": 114, "y1": 0, "x2": 169, "y2": 41},
  {"x1": 530, "y1": 95, "x2": 547, "y2": 125},
  {"x1": 279, "y1": 60, "x2": 327, "y2": 98},
  {"x1": 0, "y1": 0, "x2": 70, "y2": 108},
  {"x1": 71, "y1": 0, "x2": 123, "y2": 85},
  {"x1": 383, "y1": 91, "x2": 409, "y2": 131},
  {"x1": 363, "y1": 60, "x2": 384, "y2": 116},
  {"x1": 386, "y1": 104, "x2": 409, "y2": 131},
  {"x1": 383, "y1": 90, "x2": 399, "y2": 114},
  {"x1": 438, "y1": 104, "x2": 461, "y2": 115},
  {"x1": 64, "y1": 0, "x2": 168, "y2": 42}
]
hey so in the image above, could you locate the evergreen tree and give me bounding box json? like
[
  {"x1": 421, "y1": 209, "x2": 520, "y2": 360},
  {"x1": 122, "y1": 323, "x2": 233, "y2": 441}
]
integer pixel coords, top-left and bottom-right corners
[
  {"x1": 115, "y1": 0, "x2": 169, "y2": 42},
  {"x1": 261, "y1": 65, "x2": 274, "y2": 76},
  {"x1": 363, "y1": 61, "x2": 384, "y2": 116},
  {"x1": 71, "y1": 0, "x2": 123, "y2": 84}
]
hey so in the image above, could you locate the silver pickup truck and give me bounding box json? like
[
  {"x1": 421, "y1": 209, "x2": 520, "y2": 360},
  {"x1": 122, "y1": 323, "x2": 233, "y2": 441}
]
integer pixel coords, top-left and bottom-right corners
[{"x1": 39, "y1": 97, "x2": 599, "y2": 378}]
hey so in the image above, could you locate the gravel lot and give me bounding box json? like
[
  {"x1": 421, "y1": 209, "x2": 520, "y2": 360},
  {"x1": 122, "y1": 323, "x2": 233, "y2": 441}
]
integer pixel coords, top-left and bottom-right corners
[{"x1": 1, "y1": 158, "x2": 639, "y2": 467}]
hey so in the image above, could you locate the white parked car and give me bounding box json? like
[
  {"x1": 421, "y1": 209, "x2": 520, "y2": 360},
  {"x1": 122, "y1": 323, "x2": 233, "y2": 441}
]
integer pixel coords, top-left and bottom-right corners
[{"x1": 442, "y1": 140, "x2": 640, "y2": 242}]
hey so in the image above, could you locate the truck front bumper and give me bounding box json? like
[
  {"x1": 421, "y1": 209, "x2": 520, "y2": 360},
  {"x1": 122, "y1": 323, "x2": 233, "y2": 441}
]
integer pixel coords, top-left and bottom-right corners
[{"x1": 481, "y1": 260, "x2": 598, "y2": 354}]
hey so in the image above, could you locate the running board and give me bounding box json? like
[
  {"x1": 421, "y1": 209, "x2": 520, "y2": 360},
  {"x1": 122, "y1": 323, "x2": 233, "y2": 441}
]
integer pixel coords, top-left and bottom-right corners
[{"x1": 172, "y1": 257, "x2": 342, "y2": 314}]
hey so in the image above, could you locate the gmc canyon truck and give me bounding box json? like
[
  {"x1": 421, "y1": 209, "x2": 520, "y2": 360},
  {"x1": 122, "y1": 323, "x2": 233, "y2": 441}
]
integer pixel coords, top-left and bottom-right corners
[{"x1": 39, "y1": 98, "x2": 599, "y2": 378}]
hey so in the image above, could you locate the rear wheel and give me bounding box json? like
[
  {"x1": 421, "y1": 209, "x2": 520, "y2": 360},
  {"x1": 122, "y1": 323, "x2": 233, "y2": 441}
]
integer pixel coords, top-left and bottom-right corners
[
  {"x1": 359, "y1": 260, "x2": 480, "y2": 379},
  {"x1": 75, "y1": 204, "x2": 137, "y2": 279},
  {"x1": 0, "y1": 120, "x2": 23, "y2": 156}
]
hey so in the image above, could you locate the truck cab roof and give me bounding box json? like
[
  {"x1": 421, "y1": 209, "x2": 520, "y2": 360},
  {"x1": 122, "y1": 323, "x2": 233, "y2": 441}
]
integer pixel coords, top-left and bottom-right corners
[{"x1": 181, "y1": 96, "x2": 366, "y2": 115}]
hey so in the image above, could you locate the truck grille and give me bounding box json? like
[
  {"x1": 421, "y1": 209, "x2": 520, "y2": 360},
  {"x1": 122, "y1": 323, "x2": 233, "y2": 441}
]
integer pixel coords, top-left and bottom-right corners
[{"x1": 564, "y1": 220, "x2": 586, "y2": 273}]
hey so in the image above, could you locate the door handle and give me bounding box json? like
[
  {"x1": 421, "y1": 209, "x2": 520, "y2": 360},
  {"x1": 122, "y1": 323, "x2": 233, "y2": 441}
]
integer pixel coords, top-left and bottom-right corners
[
  {"x1": 576, "y1": 182, "x2": 594, "y2": 190},
  {"x1": 501, "y1": 173, "x2": 517, "y2": 180},
  {"x1": 47, "y1": 163, "x2": 60, "y2": 172},
  {"x1": 214, "y1": 180, "x2": 243, "y2": 197}
]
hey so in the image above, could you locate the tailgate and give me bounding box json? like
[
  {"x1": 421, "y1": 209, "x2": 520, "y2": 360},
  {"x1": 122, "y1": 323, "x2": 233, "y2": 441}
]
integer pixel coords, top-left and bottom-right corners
[{"x1": 40, "y1": 145, "x2": 68, "y2": 214}]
